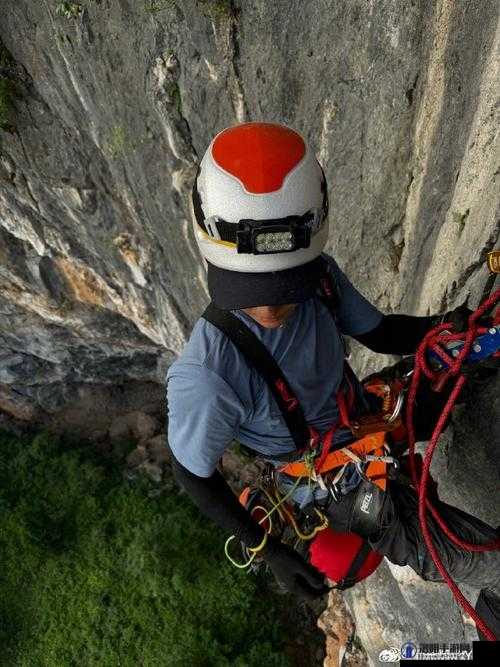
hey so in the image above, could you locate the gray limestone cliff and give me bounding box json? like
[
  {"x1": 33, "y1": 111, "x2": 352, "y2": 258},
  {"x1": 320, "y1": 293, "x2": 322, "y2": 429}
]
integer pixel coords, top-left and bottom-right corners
[{"x1": 0, "y1": 1, "x2": 499, "y2": 664}]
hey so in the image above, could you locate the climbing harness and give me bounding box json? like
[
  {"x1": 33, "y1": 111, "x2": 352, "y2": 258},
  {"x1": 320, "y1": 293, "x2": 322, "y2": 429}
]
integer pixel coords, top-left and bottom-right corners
[
  {"x1": 230, "y1": 470, "x2": 384, "y2": 590},
  {"x1": 277, "y1": 431, "x2": 393, "y2": 491},
  {"x1": 224, "y1": 473, "x2": 330, "y2": 570}
]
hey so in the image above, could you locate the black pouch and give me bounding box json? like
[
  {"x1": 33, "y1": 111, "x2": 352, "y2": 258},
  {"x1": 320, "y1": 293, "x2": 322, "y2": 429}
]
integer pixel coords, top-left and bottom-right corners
[{"x1": 349, "y1": 478, "x2": 387, "y2": 537}]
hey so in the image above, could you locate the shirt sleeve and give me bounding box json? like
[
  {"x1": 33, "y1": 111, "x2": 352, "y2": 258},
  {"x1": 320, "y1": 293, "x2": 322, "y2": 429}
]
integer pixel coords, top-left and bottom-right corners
[
  {"x1": 166, "y1": 362, "x2": 246, "y2": 477},
  {"x1": 324, "y1": 254, "x2": 383, "y2": 336}
]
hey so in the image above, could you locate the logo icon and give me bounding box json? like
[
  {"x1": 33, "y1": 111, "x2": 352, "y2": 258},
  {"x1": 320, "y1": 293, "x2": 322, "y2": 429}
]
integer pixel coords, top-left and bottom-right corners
[
  {"x1": 360, "y1": 492, "x2": 373, "y2": 514},
  {"x1": 401, "y1": 642, "x2": 417, "y2": 659},
  {"x1": 378, "y1": 647, "x2": 400, "y2": 662}
]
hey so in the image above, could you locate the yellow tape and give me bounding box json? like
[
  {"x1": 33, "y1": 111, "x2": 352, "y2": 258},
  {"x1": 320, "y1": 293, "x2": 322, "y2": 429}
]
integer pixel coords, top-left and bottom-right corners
[
  {"x1": 200, "y1": 228, "x2": 237, "y2": 249},
  {"x1": 487, "y1": 250, "x2": 500, "y2": 274}
]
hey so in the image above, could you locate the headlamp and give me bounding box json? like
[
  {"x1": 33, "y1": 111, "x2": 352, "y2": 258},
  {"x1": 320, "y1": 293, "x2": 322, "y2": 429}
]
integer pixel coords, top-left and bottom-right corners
[
  {"x1": 255, "y1": 231, "x2": 294, "y2": 253},
  {"x1": 192, "y1": 161, "x2": 329, "y2": 256},
  {"x1": 236, "y1": 216, "x2": 312, "y2": 255},
  {"x1": 200, "y1": 209, "x2": 325, "y2": 255}
]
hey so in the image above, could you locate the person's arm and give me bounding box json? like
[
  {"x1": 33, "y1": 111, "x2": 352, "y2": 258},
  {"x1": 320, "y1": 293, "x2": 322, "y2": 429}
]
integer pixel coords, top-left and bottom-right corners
[
  {"x1": 167, "y1": 362, "x2": 262, "y2": 548},
  {"x1": 354, "y1": 303, "x2": 473, "y2": 355},
  {"x1": 167, "y1": 362, "x2": 327, "y2": 599},
  {"x1": 323, "y1": 254, "x2": 473, "y2": 356},
  {"x1": 170, "y1": 451, "x2": 327, "y2": 600},
  {"x1": 170, "y1": 454, "x2": 265, "y2": 547},
  {"x1": 353, "y1": 313, "x2": 436, "y2": 354}
]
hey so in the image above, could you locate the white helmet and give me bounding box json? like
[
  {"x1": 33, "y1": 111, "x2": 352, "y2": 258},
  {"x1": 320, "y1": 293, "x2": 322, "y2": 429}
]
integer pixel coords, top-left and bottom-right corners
[{"x1": 192, "y1": 122, "x2": 329, "y2": 308}]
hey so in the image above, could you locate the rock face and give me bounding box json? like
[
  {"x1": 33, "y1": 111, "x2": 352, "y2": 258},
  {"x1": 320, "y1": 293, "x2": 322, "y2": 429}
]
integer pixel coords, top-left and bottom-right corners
[{"x1": 0, "y1": 0, "x2": 499, "y2": 662}]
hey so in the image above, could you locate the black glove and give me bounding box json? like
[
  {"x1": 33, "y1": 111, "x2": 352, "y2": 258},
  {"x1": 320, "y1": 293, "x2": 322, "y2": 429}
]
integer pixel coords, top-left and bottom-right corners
[
  {"x1": 440, "y1": 301, "x2": 493, "y2": 332},
  {"x1": 261, "y1": 536, "x2": 328, "y2": 601},
  {"x1": 460, "y1": 356, "x2": 499, "y2": 382},
  {"x1": 439, "y1": 301, "x2": 473, "y2": 332},
  {"x1": 362, "y1": 356, "x2": 415, "y2": 386},
  {"x1": 326, "y1": 478, "x2": 388, "y2": 538}
]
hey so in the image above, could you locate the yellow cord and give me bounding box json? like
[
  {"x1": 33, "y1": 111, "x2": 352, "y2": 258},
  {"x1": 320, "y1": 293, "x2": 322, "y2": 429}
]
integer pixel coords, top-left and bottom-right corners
[
  {"x1": 281, "y1": 503, "x2": 328, "y2": 541},
  {"x1": 224, "y1": 475, "x2": 304, "y2": 569},
  {"x1": 247, "y1": 506, "x2": 273, "y2": 553},
  {"x1": 226, "y1": 435, "x2": 382, "y2": 568},
  {"x1": 268, "y1": 487, "x2": 328, "y2": 541},
  {"x1": 224, "y1": 467, "x2": 331, "y2": 569},
  {"x1": 260, "y1": 485, "x2": 325, "y2": 541}
]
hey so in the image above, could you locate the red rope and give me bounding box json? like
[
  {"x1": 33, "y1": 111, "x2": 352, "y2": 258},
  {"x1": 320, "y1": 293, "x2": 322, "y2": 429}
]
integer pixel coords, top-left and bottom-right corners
[
  {"x1": 314, "y1": 424, "x2": 337, "y2": 473},
  {"x1": 406, "y1": 288, "x2": 500, "y2": 641}
]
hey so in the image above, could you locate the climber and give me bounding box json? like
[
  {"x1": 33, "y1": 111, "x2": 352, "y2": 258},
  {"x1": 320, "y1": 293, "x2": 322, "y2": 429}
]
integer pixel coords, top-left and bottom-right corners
[{"x1": 166, "y1": 122, "x2": 500, "y2": 639}]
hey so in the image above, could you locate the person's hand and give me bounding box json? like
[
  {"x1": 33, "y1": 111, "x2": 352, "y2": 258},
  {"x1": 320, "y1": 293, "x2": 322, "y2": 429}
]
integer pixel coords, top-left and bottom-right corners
[
  {"x1": 261, "y1": 536, "x2": 328, "y2": 601},
  {"x1": 440, "y1": 301, "x2": 493, "y2": 332},
  {"x1": 439, "y1": 302, "x2": 497, "y2": 379},
  {"x1": 440, "y1": 301, "x2": 474, "y2": 332},
  {"x1": 362, "y1": 356, "x2": 415, "y2": 387}
]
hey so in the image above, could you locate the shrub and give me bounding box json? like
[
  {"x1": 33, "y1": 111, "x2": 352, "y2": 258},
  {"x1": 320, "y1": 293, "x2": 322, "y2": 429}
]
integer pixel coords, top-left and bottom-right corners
[
  {"x1": 0, "y1": 432, "x2": 290, "y2": 666},
  {"x1": 104, "y1": 125, "x2": 129, "y2": 158},
  {"x1": 144, "y1": 0, "x2": 176, "y2": 13},
  {"x1": 55, "y1": 2, "x2": 82, "y2": 19},
  {"x1": 197, "y1": 0, "x2": 232, "y2": 20}
]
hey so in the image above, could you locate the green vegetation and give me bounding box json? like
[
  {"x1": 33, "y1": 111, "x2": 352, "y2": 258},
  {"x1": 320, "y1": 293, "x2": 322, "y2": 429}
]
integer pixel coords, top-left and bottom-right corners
[
  {"x1": 197, "y1": 0, "x2": 232, "y2": 20},
  {"x1": 452, "y1": 209, "x2": 470, "y2": 234},
  {"x1": 104, "y1": 124, "x2": 129, "y2": 158},
  {"x1": 167, "y1": 81, "x2": 182, "y2": 114},
  {"x1": 0, "y1": 43, "x2": 14, "y2": 69},
  {"x1": 0, "y1": 41, "x2": 16, "y2": 131},
  {"x1": 55, "y1": 2, "x2": 83, "y2": 18},
  {"x1": 0, "y1": 431, "x2": 291, "y2": 666},
  {"x1": 144, "y1": 0, "x2": 176, "y2": 13}
]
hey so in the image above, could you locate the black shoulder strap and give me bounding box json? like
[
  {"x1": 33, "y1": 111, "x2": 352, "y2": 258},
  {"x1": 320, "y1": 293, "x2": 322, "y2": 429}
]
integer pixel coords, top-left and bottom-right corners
[
  {"x1": 202, "y1": 303, "x2": 310, "y2": 450},
  {"x1": 337, "y1": 539, "x2": 373, "y2": 590},
  {"x1": 318, "y1": 261, "x2": 350, "y2": 357},
  {"x1": 318, "y1": 265, "x2": 341, "y2": 325}
]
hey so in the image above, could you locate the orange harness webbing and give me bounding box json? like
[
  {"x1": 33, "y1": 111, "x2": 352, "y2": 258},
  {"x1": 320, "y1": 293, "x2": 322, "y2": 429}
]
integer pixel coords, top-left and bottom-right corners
[{"x1": 278, "y1": 431, "x2": 388, "y2": 491}]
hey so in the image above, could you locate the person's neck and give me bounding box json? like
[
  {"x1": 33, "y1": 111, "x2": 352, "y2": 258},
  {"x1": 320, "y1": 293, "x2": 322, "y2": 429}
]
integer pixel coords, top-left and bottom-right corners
[{"x1": 241, "y1": 304, "x2": 297, "y2": 329}]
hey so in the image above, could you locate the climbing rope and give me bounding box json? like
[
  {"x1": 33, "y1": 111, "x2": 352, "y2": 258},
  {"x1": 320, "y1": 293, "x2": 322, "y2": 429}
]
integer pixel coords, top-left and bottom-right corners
[{"x1": 406, "y1": 288, "x2": 500, "y2": 641}]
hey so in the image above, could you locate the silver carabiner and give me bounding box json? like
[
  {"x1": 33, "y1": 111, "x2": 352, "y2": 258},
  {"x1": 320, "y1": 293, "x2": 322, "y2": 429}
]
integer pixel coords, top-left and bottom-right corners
[
  {"x1": 365, "y1": 454, "x2": 397, "y2": 465},
  {"x1": 387, "y1": 391, "x2": 405, "y2": 423}
]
